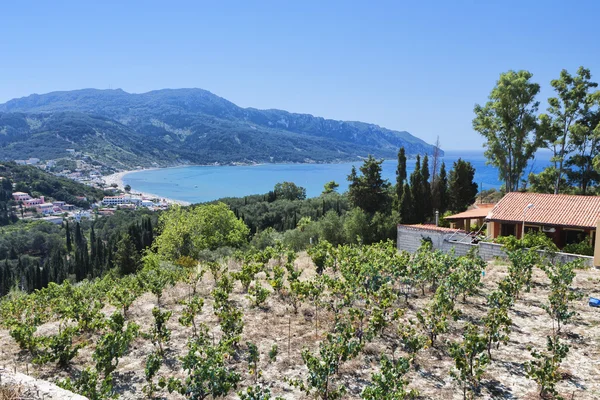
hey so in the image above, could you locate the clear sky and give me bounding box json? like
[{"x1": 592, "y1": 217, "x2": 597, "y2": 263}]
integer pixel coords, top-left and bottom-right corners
[{"x1": 1, "y1": 1, "x2": 599, "y2": 149}]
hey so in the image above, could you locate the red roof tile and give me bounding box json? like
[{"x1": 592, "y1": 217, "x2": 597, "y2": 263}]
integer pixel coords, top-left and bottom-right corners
[
  {"x1": 487, "y1": 192, "x2": 600, "y2": 229},
  {"x1": 445, "y1": 207, "x2": 491, "y2": 220},
  {"x1": 398, "y1": 224, "x2": 465, "y2": 233}
]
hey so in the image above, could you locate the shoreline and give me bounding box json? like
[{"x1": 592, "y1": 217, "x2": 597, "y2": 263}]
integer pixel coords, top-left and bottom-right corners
[{"x1": 102, "y1": 170, "x2": 190, "y2": 206}]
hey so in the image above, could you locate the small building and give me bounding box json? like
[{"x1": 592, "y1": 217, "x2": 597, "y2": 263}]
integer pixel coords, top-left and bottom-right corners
[
  {"x1": 487, "y1": 192, "x2": 600, "y2": 249},
  {"x1": 12, "y1": 192, "x2": 31, "y2": 201},
  {"x1": 444, "y1": 204, "x2": 495, "y2": 231},
  {"x1": 36, "y1": 203, "x2": 55, "y2": 215}
]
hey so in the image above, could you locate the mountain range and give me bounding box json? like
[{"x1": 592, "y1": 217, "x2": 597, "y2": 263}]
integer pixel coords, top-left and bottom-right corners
[{"x1": 0, "y1": 88, "x2": 441, "y2": 169}]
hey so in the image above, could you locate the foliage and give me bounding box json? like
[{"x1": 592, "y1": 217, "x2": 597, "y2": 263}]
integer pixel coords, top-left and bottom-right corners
[
  {"x1": 473, "y1": 70, "x2": 542, "y2": 192},
  {"x1": 145, "y1": 307, "x2": 172, "y2": 356},
  {"x1": 541, "y1": 260, "x2": 581, "y2": 334},
  {"x1": 154, "y1": 203, "x2": 250, "y2": 260},
  {"x1": 347, "y1": 155, "x2": 391, "y2": 215},
  {"x1": 482, "y1": 290, "x2": 512, "y2": 359},
  {"x1": 449, "y1": 323, "x2": 490, "y2": 400},
  {"x1": 539, "y1": 67, "x2": 598, "y2": 194},
  {"x1": 273, "y1": 182, "x2": 307, "y2": 201},
  {"x1": 93, "y1": 312, "x2": 139, "y2": 377},
  {"x1": 361, "y1": 355, "x2": 417, "y2": 399},
  {"x1": 525, "y1": 335, "x2": 570, "y2": 399},
  {"x1": 562, "y1": 239, "x2": 594, "y2": 256},
  {"x1": 179, "y1": 294, "x2": 205, "y2": 338},
  {"x1": 248, "y1": 281, "x2": 270, "y2": 309},
  {"x1": 168, "y1": 332, "x2": 241, "y2": 400},
  {"x1": 59, "y1": 367, "x2": 117, "y2": 400},
  {"x1": 447, "y1": 158, "x2": 478, "y2": 212},
  {"x1": 323, "y1": 180, "x2": 340, "y2": 195},
  {"x1": 34, "y1": 325, "x2": 86, "y2": 368},
  {"x1": 496, "y1": 231, "x2": 558, "y2": 252}
]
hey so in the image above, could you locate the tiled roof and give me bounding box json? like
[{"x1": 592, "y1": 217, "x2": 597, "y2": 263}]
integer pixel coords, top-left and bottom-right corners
[
  {"x1": 487, "y1": 192, "x2": 600, "y2": 229},
  {"x1": 445, "y1": 204, "x2": 495, "y2": 220},
  {"x1": 398, "y1": 224, "x2": 465, "y2": 233}
]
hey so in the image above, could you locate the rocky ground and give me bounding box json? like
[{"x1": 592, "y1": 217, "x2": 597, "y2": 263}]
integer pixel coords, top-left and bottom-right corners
[{"x1": 0, "y1": 254, "x2": 599, "y2": 399}]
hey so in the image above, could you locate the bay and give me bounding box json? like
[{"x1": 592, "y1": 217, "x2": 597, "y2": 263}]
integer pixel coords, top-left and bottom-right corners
[{"x1": 122, "y1": 150, "x2": 553, "y2": 204}]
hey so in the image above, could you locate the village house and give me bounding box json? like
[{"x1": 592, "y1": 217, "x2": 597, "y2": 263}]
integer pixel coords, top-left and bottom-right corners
[
  {"x1": 12, "y1": 192, "x2": 31, "y2": 201},
  {"x1": 23, "y1": 196, "x2": 46, "y2": 207},
  {"x1": 36, "y1": 203, "x2": 55, "y2": 215},
  {"x1": 397, "y1": 192, "x2": 600, "y2": 268},
  {"x1": 444, "y1": 203, "x2": 495, "y2": 231},
  {"x1": 486, "y1": 192, "x2": 599, "y2": 249}
]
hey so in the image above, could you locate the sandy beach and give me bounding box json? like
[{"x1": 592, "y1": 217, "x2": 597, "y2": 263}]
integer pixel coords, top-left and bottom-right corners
[{"x1": 102, "y1": 170, "x2": 190, "y2": 206}]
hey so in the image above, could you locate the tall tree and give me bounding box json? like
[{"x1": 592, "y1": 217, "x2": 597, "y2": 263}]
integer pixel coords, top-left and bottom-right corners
[
  {"x1": 432, "y1": 161, "x2": 448, "y2": 215},
  {"x1": 421, "y1": 155, "x2": 432, "y2": 220},
  {"x1": 473, "y1": 70, "x2": 542, "y2": 192},
  {"x1": 567, "y1": 92, "x2": 600, "y2": 193},
  {"x1": 322, "y1": 181, "x2": 340, "y2": 195},
  {"x1": 399, "y1": 183, "x2": 414, "y2": 224},
  {"x1": 430, "y1": 136, "x2": 441, "y2": 187},
  {"x1": 396, "y1": 147, "x2": 407, "y2": 207},
  {"x1": 448, "y1": 159, "x2": 478, "y2": 213},
  {"x1": 65, "y1": 221, "x2": 72, "y2": 253},
  {"x1": 409, "y1": 156, "x2": 423, "y2": 222},
  {"x1": 347, "y1": 155, "x2": 391, "y2": 215},
  {"x1": 540, "y1": 67, "x2": 598, "y2": 194},
  {"x1": 115, "y1": 233, "x2": 140, "y2": 275}
]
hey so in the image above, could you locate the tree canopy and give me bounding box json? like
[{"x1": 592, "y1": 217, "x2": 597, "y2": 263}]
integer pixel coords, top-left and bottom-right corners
[
  {"x1": 347, "y1": 155, "x2": 391, "y2": 215},
  {"x1": 473, "y1": 70, "x2": 542, "y2": 192},
  {"x1": 154, "y1": 203, "x2": 250, "y2": 260}
]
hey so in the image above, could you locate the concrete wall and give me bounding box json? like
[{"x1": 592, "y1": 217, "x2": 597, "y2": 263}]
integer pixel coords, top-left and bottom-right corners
[{"x1": 397, "y1": 225, "x2": 594, "y2": 267}]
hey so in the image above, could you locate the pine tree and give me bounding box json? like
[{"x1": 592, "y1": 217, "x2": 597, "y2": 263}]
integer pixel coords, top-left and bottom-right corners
[
  {"x1": 421, "y1": 155, "x2": 433, "y2": 221},
  {"x1": 396, "y1": 147, "x2": 407, "y2": 207},
  {"x1": 347, "y1": 155, "x2": 391, "y2": 215}
]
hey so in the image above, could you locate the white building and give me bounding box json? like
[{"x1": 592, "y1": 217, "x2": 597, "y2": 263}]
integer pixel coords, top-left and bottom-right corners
[{"x1": 101, "y1": 194, "x2": 142, "y2": 206}]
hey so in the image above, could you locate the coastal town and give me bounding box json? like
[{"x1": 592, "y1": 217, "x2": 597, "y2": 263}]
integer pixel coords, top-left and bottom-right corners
[{"x1": 5, "y1": 152, "x2": 176, "y2": 225}]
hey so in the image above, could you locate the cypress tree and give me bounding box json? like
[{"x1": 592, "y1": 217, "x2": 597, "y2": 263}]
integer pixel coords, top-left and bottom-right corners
[
  {"x1": 433, "y1": 162, "x2": 448, "y2": 215},
  {"x1": 396, "y1": 147, "x2": 407, "y2": 207},
  {"x1": 90, "y1": 226, "x2": 97, "y2": 264},
  {"x1": 448, "y1": 159, "x2": 478, "y2": 213},
  {"x1": 421, "y1": 155, "x2": 433, "y2": 221},
  {"x1": 65, "y1": 221, "x2": 72, "y2": 253},
  {"x1": 399, "y1": 183, "x2": 415, "y2": 224},
  {"x1": 409, "y1": 156, "x2": 424, "y2": 223},
  {"x1": 115, "y1": 234, "x2": 140, "y2": 275}
]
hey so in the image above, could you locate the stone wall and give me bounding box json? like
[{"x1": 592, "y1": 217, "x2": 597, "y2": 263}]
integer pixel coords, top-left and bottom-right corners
[{"x1": 397, "y1": 225, "x2": 594, "y2": 267}]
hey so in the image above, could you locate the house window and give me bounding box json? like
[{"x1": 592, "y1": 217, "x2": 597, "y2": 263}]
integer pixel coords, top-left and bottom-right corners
[
  {"x1": 501, "y1": 223, "x2": 516, "y2": 237},
  {"x1": 562, "y1": 229, "x2": 586, "y2": 245}
]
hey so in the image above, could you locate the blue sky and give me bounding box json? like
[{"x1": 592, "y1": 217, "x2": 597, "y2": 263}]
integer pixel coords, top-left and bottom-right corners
[{"x1": 1, "y1": 1, "x2": 599, "y2": 149}]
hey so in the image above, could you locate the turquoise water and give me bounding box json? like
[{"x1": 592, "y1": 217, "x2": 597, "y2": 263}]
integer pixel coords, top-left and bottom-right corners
[{"x1": 123, "y1": 150, "x2": 553, "y2": 204}]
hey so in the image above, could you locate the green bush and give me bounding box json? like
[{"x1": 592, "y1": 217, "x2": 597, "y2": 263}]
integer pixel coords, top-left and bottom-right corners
[
  {"x1": 562, "y1": 240, "x2": 594, "y2": 256},
  {"x1": 495, "y1": 232, "x2": 558, "y2": 252}
]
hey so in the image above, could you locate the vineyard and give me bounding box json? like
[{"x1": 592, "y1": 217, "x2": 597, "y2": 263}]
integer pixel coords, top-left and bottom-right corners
[{"x1": 0, "y1": 241, "x2": 599, "y2": 399}]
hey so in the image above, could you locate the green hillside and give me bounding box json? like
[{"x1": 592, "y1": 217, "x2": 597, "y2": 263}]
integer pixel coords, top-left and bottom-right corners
[{"x1": 0, "y1": 89, "x2": 442, "y2": 168}]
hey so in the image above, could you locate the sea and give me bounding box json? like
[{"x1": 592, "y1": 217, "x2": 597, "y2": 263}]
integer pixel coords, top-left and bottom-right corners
[{"x1": 122, "y1": 150, "x2": 554, "y2": 204}]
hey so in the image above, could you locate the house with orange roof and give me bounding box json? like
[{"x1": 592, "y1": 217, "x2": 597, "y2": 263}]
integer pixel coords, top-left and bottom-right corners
[
  {"x1": 486, "y1": 192, "x2": 600, "y2": 249},
  {"x1": 444, "y1": 203, "x2": 495, "y2": 230}
]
